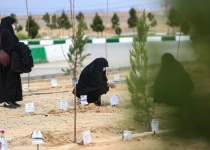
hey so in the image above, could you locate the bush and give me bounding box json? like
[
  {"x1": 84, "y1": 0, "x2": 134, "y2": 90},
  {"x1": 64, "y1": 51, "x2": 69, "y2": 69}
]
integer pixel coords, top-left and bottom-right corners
[
  {"x1": 36, "y1": 34, "x2": 42, "y2": 39},
  {"x1": 16, "y1": 33, "x2": 28, "y2": 40}
]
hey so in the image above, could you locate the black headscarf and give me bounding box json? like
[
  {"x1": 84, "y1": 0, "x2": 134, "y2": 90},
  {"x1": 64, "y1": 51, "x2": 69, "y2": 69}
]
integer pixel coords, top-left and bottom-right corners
[
  {"x1": 87, "y1": 57, "x2": 108, "y2": 86},
  {"x1": 0, "y1": 16, "x2": 18, "y2": 42},
  {"x1": 74, "y1": 57, "x2": 109, "y2": 96},
  {"x1": 152, "y1": 53, "x2": 193, "y2": 106}
]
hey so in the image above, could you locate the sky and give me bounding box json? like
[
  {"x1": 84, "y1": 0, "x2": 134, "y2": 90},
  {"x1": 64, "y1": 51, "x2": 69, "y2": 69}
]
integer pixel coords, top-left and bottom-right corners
[{"x1": 1, "y1": 0, "x2": 165, "y2": 16}]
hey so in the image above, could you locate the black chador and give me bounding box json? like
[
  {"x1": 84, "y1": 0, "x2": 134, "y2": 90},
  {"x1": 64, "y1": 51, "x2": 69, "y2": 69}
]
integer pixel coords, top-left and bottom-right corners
[
  {"x1": 0, "y1": 16, "x2": 22, "y2": 108},
  {"x1": 73, "y1": 58, "x2": 109, "y2": 104},
  {"x1": 152, "y1": 53, "x2": 193, "y2": 106}
]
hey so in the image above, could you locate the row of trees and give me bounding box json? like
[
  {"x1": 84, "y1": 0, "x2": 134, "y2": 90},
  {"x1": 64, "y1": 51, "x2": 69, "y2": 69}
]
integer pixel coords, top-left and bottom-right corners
[{"x1": 11, "y1": 8, "x2": 157, "y2": 39}]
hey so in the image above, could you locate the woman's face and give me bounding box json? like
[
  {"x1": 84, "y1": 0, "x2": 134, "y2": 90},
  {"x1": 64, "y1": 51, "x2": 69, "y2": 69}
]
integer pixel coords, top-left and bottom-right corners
[{"x1": 12, "y1": 23, "x2": 15, "y2": 29}]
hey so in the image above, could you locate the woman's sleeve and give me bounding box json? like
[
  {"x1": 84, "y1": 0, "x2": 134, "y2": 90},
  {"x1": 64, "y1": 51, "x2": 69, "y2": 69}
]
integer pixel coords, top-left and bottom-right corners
[
  {"x1": 101, "y1": 81, "x2": 107, "y2": 86},
  {"x1": 2, "y1": 30, "x2": 16, "y2": 54}
]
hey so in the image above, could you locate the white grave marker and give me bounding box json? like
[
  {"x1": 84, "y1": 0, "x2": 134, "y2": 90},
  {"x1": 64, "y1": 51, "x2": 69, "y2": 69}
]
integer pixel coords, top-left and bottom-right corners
[
  {"x1": 0, "y1": 133, "x2": 8, "y2": 150},
  {"x1": 123, "y1": 130, "x2": 132, "y2": 141},
  {"x1": 80, "y1": 95, "x2": 88, "y2": 105},
  {"x1": 82, "y1": 130, "x2": 91, "y2": 145},
  {"x1": 31, "y1": 131, "x2": 44, "y2": 145},
  {"x1": 110, "y1": 95, "x2": 119, "y2": 106},
  {"x1": 22, "y1": 84, "x2": 28, "y2": 91},
  {"x1": 114, "y1": 74, "x2": 120, "y2": 81},
  {"x1": 51, "y1": 79, "x2": 57, "y2": 87},
  {"x1": 151, "y1": 119, "x2": 159, "y2": 132},
  {"x1": 59, "y1": 100, "x2": 68, "y2": 110},
  {"x1": 72, "y1": 78, "x2": 78, "y2": 84},
  {"x1": 25, "y1": 103, "x2": 34, "y2": 114}
]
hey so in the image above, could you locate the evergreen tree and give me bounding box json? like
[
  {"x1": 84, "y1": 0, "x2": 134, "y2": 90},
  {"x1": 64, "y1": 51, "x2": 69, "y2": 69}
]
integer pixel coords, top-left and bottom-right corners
[
  {"x1": 57, "y1": 10, "x2": 72, "y2": 36},
  {"x1": 90, "y1": 13, "x2": 105, "y2": 38},
  {"x1": 147, "y1": 12, "x2": 157, "y2": 27},
  {"x1": 50, "y1": 14, "x2": 58, "y2": 29},
  {"x1": 10, "y1": 13, "x2": 23, "y2": 32},
  {"x1": 42, "y1": 12, "x2": 50, "y2": 27},
  {"x1": 180, "y1": 19, "x2": 190, "y2": 35},
  {"x1": 166, "y1": 7, "x2": 181, "y2": 35},
  {"x1": 127, "y1": 8, "x2": 138, "y2": 32},
  {"x1": 26, "y1": 15, "x2": 40, "y2": 39},
  {"x1": 115, "y1": 27, "x2": 121, "y2": 36},
  {"x1": 126, "y1": 10, "x2": 153, "y2": 128},
  {"x1": 111, "y1": 13, "x2": 120, "y2": 28},
  {"x1": 62, "y1": 20, "x2": 91, "y2": 75},
  {"x1": 57, "y1": 10, "x2": 71, "y2": 29},
  {"x1": 76, "y1": 12, "x2": 88, "y2": 29}
]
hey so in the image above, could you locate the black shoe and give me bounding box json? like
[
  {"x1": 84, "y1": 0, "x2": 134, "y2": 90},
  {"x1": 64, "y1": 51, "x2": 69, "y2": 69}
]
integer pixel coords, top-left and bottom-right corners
[
  {"x1": 14, "y1": 102, "x2": 21, "y2": 107},
  {"x1": 95, "y1": 96, "x2": 101, "y2": 106},
  {"x1": 77, "y1": 140, "x2": 83, "y2": 145},
  {"x1": 3, "y1": 102, "x2": 17, "y2": 108}
]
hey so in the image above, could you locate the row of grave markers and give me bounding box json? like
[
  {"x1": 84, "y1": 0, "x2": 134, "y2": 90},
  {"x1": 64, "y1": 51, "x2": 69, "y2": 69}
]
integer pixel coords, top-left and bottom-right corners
[
  {"x1": 0, "y1": 119, "x2": 158, "y2": 150},
  {"x1": 22, "y1": 74, "x2": 121, "y2": 91},
  {"x1": 25, "y1": 95, "x2": 119, "y2": 114},
  {"x1": 21, "y1": 74, "x2": 124, "y2": 148}
]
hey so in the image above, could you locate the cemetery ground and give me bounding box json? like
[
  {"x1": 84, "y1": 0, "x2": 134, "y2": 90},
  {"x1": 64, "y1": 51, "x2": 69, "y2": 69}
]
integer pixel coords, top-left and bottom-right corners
[{"x1": 1, "y1": 62, "x2": 210, "y2": 150}]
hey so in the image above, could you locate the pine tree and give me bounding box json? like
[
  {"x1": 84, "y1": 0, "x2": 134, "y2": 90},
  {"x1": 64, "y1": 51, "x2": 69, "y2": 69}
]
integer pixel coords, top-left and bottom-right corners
[
  {"x1": 62, "y1": 20, "x2": 91, "y2": 76},
  {"x1": 42, "y1": 12, "x2": 50, "y2": 27},
  {"x1": 76, "y1": 12, "x2": 88, "y2": 29},
  {"x1": 57, "y1": 10, "x2": 72, "y2": 36},
  {"x1": 147, "y1": 12, "x2": 157, "y2": 27},
  {"x1": 127, "y1": 8, "x2": 138, "y2": 33},
  {"x1": 167, "y1": 7, "x2": 181, "y2": 35},
  {"x1": 26, "y1": 15, "x2": 40, "y2": 39},
  {"x1": 111, "y1": 13, "x2": 120, "y2": 28},
  {"x1": 50, "y1": 14, "x2": 58, "y2": 29},
  {"x1": 90, "y1": 13, "x2": 105, "y2": 38},
  {"x1": 126, "y1": 10, "x2": 153, "y2": 128},
  {"x1": 10, "y1": 13, "x2": 23, "y2": 32}
]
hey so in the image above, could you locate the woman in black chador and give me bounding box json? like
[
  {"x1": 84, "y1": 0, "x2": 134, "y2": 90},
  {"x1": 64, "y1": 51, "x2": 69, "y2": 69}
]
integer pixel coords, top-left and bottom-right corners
[
  {"x1": 73, "y1": 58, "x2": 115, "y2": 105},
  {"x1": 152, "y1": 53, "x2": 193, "y2": 106},
  {"x1": 0, "y1": 16, "x2": 22, "y2": 108}
]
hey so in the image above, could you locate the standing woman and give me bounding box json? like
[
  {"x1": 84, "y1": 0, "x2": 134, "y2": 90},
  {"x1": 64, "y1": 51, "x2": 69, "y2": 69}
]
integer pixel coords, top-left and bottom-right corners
[
  {"x1": 0, "y1": 16, "x2": 22, "y2": 108},
  {"x1": 73, "y1": 57, "x2": 116, "y2": 105}
]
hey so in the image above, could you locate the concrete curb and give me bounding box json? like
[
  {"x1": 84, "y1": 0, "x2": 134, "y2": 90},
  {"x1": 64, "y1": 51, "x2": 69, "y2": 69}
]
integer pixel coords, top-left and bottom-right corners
[
  {"x1": 22, "y1": 36, "x2": 191, "y2": 46},
  {"x1": 21, "y1": 66, "x2": 132, "y2": 82}
]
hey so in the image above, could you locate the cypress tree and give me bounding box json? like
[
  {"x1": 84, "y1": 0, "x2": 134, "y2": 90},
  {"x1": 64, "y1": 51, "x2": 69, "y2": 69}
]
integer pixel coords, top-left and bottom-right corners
[
  {"x1": 127, "y1": 8, "x2": 138, "y2": 33},
  {"x1": 111, "y1": 13, "x2": 120, "y2": 28},
  {"x1": 90, "y1": 13, "x2": 105, "y2": 38},
  {"x1": 76, "y1": 12, "x2": 88, "y2": 29},
  {"x1": 26, "y1": 15, "x2": 40, "y2": 39},
  {"x1": 126, "y1": 10, "x2": 153, "y2": 128}
]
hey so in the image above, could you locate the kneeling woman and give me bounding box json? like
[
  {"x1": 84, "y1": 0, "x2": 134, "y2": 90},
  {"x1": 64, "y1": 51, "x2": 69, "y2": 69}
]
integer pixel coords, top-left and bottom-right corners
[{"x1": 73, "y1": 58, "x2": 115, "y2": 105}]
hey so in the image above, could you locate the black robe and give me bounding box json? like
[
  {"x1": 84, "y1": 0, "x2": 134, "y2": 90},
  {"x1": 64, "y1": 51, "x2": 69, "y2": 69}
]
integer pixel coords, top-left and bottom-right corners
[
  {"x1": 73, "y1": 58, "x2": 109, "y2": 103},
  {"x1": 152, "y1": 53, "x2": 193, "y2": 106},
  {"x1": 0, "y1": 16, "x2": 22, "y2": 103}
]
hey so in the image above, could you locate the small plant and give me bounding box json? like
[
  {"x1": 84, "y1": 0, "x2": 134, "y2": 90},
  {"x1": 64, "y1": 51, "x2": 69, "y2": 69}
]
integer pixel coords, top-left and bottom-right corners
[
  {"x1": 126, "y1": 10, "x2": 153, "y2": 128},
  {"x1": 16, "y1": 33, "x2": 28, "y2": 40},
  {"x1": 62, "y1": 20, "x2": 90, "y2": 76}
]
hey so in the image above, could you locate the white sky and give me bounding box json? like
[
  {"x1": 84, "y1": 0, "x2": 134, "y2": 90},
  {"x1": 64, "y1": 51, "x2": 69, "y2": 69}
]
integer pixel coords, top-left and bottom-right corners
[{"x1": 1, "y1": 0, "x2": 165, "y2": 15}]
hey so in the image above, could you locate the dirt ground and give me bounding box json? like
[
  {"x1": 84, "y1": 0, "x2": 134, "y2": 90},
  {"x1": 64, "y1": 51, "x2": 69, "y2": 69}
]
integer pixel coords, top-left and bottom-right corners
[{"x1": 1, "y1": 62, "x2": 210, "y2": 150}]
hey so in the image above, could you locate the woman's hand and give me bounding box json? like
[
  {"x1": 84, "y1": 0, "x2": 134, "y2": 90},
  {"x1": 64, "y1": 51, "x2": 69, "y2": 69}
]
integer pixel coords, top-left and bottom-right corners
[{"x1": 107, "y1": 81, "x2": 116, "y2": 88}]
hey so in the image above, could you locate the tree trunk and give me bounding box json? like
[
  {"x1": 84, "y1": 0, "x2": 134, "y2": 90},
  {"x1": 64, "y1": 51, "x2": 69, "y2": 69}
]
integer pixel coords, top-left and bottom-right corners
[
  {"x1": 173, "y1": 27, "x2": 175, "y2": 35},
  {"x1": 177, "y1": 29, "x2": 181, "y2": 60}
]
